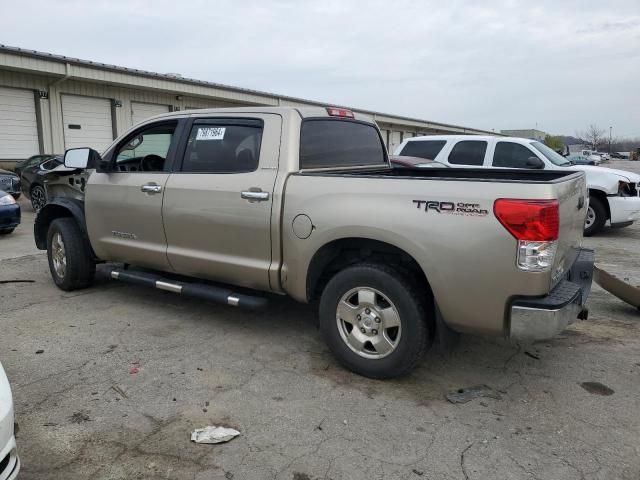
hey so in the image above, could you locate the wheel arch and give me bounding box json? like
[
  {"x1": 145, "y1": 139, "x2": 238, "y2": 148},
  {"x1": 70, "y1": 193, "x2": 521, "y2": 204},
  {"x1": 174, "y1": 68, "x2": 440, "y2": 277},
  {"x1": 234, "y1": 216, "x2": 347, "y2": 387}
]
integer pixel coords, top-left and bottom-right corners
[
  {"x1": 306, "y1": 237, "x2": 434, "y2": 305},
  {"x1": 34, "y1": 198, "x2": 95, "y2": 258},
  {"x1": 588, "y1": 188, "x2": 611, "y2": 220}
]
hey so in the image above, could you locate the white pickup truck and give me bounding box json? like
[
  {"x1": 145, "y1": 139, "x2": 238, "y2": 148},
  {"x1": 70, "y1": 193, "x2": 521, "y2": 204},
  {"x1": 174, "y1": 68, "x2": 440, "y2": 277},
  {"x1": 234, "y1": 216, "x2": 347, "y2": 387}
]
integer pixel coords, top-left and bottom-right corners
[{"x1": 395, "y1": 135, "x2": 640, "y2": 236}]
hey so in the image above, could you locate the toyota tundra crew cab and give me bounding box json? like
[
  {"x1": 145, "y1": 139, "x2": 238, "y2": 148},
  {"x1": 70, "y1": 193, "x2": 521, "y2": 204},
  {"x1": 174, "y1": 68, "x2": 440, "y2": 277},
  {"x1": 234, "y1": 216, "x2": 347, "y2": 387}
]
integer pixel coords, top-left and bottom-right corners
[{"x1": 34, "y1": 107, "x2": 594, "y2": 378}]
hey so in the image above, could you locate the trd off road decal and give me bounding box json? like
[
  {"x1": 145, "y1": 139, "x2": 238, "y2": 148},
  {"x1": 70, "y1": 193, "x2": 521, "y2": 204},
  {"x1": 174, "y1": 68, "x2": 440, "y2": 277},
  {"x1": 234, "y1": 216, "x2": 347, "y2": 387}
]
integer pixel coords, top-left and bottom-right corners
[{"x1": 412, "y1": 200, "x2": 488, "y2": 216}]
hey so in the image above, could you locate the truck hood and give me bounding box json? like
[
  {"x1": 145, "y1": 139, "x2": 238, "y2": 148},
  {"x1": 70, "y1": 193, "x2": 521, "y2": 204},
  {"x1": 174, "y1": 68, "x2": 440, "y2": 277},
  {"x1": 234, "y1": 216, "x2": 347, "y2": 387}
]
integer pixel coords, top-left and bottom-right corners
[{"x1": 569, "y1": 165, "x2": 640, "y2": 183}]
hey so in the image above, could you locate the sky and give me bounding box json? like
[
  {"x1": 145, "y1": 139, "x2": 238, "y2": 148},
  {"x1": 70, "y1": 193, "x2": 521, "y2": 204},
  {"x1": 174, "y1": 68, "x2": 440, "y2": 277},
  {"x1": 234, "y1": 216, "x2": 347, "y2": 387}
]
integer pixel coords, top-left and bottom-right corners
[{"x1": 2, "y1": 0, "x2": 639, "y2": 137}]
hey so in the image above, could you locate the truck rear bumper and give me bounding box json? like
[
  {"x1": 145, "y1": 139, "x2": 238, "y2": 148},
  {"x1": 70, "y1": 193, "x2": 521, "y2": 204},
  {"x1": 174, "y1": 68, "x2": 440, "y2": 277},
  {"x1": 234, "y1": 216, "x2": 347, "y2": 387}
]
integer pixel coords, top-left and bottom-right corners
[{"x1": 509, "y1": 248, "x2": 594, "y2": 341}]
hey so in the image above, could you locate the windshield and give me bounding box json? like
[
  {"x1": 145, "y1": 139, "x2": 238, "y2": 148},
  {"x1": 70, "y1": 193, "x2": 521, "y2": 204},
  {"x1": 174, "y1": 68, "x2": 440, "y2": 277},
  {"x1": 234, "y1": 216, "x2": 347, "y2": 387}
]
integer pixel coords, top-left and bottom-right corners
[{"x1": 531, "y1": 141, "x2": 571, "y2": 166}]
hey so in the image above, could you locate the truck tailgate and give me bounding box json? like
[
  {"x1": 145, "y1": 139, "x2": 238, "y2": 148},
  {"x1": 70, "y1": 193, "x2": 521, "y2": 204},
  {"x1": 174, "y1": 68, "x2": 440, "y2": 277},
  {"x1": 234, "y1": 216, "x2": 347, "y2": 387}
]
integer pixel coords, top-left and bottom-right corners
[{"x1": 554, "y1": 173, "x2": 588, "y2": 285}]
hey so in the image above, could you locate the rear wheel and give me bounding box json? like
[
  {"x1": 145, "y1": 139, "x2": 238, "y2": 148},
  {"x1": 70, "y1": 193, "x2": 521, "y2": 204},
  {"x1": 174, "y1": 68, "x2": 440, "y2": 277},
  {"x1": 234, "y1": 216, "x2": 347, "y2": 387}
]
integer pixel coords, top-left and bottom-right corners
[
  {"x1": 584, "y1": 195, "x2": 607, "y2": 236},
  {"x1": 31, "y1": 184, "x2": 47, "y2": 212},
  {"x1": 47, "y1": 218, "x2": 95, "y2": 291},
  {"x1": 319, "y1": 263, "x2": 432, "y2": 379}
]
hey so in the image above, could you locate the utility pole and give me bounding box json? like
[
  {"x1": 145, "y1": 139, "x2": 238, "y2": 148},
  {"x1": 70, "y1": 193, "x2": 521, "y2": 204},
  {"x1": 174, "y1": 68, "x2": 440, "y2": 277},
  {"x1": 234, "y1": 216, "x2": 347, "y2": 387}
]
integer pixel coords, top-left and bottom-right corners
[{"x1": 609, "y1": 126, "x2": 612, "y2": 154}]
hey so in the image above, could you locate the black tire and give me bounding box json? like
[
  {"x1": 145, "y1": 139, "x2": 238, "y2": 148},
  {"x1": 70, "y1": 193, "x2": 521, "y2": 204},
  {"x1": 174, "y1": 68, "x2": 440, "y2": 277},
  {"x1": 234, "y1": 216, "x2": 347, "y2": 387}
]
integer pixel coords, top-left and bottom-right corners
[
  {"x1": 47, "y1": 218, "x2": 95, "y2": 291},
  {"x1": 0, "y1": 228, "x2": 15, "y2": 235},
  {"x1": 30, "y1": 184, "x2": 47, "y2": 212},
  {"x1": 584, "y1": 195, "x2": 607, "y2": 236},
  {"x1": 319, "y1": 263, "x2": 432, "y2": 379},
  {"x1": 11, "y1": 193, "x2": 21, "y2": 200}
]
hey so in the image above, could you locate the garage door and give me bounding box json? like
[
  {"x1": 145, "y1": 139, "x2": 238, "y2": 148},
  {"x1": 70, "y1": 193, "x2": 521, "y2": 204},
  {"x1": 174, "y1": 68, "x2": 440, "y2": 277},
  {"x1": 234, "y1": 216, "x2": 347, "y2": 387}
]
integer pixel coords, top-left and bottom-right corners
[
  {"x1": 379, "y1": 129, "x2": 389, "y2": 148},
  {"x1": 131, "y1": 102, "x2": 170, "y2": 126},
  {"x1": 389, "y1": 131, "x2": 402, "y2": 153},
  {"x1": 62, "y1": 95, "x2": 113, "y2": 151},
  {"x1": 0, "y1": 87, "x2": 39, "y2": 159}
]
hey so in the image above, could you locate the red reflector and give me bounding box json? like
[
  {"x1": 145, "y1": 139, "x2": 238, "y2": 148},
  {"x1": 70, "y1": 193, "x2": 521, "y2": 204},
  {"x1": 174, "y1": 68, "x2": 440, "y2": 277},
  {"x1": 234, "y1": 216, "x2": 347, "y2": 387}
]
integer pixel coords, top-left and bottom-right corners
[
  {"x1": 494, "y1": 199, "x2": 559, "y2": 241},
  {"x1": 326, "y1": 107, "x2": 354, "y2": 118}
]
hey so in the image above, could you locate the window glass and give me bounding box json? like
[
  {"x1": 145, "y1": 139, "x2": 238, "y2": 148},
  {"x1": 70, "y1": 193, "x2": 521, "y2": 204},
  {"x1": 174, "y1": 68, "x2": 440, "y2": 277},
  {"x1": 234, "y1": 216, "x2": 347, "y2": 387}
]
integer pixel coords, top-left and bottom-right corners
[
  {"x1": 182, "y1": 122, "x2": 262, "y2": 173},
  {"x1": 114, "y1": 123, "x2": 176, "y2": 172},
  {"x1": 492, "y1": 142, "x2": 537, "y2": 168},
  {"x1": 531, "y1": 141, "x2": 571, "y2": 166},
  {"x1": 300, "y1": 120, "x2": 386, "y2": 169},
  {"x1": 399, "y1": 140, "x2": 446, "y2": 160},
  {"x1": 447, "y1": 140, "x2": 487, "y2": 166}
]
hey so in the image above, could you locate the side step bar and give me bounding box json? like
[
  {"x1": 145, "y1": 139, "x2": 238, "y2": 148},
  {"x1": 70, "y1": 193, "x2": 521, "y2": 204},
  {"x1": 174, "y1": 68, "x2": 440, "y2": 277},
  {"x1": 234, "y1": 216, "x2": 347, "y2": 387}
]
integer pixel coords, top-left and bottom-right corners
[{"x1": 108, "y1": 268, "x2": 268, "y2": 310}]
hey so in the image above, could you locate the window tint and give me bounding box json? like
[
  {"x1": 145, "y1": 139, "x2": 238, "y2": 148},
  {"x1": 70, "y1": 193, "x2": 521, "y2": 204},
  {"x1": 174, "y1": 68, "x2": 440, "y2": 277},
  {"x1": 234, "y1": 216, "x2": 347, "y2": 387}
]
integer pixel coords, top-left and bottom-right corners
[
  {"x1": 182, "y1": 122, "x2": 262, "y2": 173},
  {"x1": 300, "y1": 120, "x2": 386, "y2": 169},
  {"x1": 114, "y1": 123, "x2": 176, "y2": 172},
  {"x1": 492, "y1": 142, "x2": 537, "y2": 168},
  {"x1": 399, "y1": 140, "x2": 446, "y2": 160},
  {"x1": 448, "y1": 141, "x2": 487, "y2": 166}
]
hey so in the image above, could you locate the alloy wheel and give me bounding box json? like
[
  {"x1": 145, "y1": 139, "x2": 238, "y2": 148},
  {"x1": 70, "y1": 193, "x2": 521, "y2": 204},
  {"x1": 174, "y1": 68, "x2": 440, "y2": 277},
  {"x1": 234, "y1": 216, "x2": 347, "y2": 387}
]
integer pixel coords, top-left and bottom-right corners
[
  {"x1": 51, "y1": 232, "x2": 67, "y2": 279},
  {"x1": 336, "y1": 287, "x2": 402, "y2": 359}
]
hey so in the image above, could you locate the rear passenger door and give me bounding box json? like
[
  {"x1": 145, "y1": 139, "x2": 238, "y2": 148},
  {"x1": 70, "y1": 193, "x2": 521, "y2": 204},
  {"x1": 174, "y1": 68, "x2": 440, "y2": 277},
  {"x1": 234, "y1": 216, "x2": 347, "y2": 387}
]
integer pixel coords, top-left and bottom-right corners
[{"x1": 162, "y1": 114, "x2": 282, "y2": 291}]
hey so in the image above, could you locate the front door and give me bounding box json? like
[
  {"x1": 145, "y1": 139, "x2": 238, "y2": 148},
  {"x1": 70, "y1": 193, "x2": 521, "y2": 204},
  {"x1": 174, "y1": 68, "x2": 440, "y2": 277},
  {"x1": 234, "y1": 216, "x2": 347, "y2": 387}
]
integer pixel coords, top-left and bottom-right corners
[
  {"x1": 162, "y1": 114, "x2": 282, "y2": 291},
  {"x1": 85, "y1": 120, "x2": 183, "y2": 270}
]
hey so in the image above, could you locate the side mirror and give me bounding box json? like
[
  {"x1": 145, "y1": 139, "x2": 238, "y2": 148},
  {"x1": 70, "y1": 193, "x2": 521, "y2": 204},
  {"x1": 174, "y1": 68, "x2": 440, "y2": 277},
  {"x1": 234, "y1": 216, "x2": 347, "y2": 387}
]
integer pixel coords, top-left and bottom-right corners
[
  {"x1": 63, "y1": 148, "x2": 102, "y2": 169},
  {"x1": 525, "y1": 156, "x2": 544, "y2": 169}
]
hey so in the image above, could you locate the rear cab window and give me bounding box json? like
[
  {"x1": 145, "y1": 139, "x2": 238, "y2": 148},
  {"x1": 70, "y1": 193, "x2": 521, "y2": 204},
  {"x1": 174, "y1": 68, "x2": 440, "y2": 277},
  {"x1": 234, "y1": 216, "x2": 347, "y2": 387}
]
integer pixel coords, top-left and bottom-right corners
[
  {"x1": 399, "y1": 140, "x2": 446, "y2": 160},
  {"x1": 299, "y1": 119, "x2": 387, "y2": 169},
  {"x1": 448, "y1": 140, "x2": 487, "y2": 166}
]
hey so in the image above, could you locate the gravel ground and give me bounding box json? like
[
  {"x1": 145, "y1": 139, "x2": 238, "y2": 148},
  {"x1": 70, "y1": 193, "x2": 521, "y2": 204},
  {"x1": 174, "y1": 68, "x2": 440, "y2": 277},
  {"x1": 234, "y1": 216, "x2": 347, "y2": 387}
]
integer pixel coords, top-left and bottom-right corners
[{"x1": 1, "y1": 161, "x2": 639, "y2": 479}]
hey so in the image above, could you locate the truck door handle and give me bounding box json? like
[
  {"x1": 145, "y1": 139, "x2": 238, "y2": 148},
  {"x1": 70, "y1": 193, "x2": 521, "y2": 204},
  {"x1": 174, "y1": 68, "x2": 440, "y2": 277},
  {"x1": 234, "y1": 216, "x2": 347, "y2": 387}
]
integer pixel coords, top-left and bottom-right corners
[
  {"x1": 141, "y1": 183, "x2": 162, "y2": 194},
  {"x1": 241, "y1": 189, "x2": 269, "y2": 202}
]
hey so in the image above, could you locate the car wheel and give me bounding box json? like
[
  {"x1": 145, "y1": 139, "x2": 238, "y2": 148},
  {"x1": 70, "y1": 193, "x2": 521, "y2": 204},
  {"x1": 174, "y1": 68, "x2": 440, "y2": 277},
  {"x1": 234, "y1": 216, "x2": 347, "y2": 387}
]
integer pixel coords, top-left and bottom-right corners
[
  {"x1": 30, "y1": 184, "x2": 47, "y2": 212},
  {"x1": 11, "y1": 193, "x2": 21, "y2": 200},
  {"x1": 319, "y1": 263, "x2": 432, "y2": 379},
  {"x1": 47, "y1": 218, "x2": 95, "y2": 291},
  {"x1": 0, "y1": 228, "x2": 15, "y2": 235},
  {"x1": 584, "y1": 195, "x2": 607, "y2": 236}
]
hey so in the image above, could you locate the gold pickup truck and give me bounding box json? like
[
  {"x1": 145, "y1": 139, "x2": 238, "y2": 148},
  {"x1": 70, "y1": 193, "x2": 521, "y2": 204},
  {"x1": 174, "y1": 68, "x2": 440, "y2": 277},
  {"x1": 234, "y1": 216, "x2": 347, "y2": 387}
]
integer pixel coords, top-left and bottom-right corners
[{"x1": 34, "y1": 107, "x2": 594, "y2": 378}]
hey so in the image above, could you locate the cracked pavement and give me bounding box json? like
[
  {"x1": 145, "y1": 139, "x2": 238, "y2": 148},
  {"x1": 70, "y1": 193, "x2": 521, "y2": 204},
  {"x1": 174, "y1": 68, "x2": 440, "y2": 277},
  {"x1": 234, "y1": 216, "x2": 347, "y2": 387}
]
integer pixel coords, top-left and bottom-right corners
[{"x1": 1, "y1": 163, "x2": 640, "y2": 479}]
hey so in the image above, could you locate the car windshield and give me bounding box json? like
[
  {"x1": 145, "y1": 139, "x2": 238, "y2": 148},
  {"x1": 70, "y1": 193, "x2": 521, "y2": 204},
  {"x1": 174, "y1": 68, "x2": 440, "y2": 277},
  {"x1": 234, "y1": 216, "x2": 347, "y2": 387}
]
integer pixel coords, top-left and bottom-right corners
[{"x1": 531, "y1": 141, "x2": 571, "y2": 166}]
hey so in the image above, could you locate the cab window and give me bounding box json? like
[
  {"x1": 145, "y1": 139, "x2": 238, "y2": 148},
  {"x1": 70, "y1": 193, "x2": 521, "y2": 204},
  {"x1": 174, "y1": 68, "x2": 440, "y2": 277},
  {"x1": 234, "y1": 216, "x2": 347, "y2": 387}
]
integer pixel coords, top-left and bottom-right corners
[
  {"x1": 492, "y1": 142, "x2": 537, "y2": 168},
  {"x1": 181, "y1": 120, "x2": 263, "y2": 173},
  {"x1": 114, "y1": 123, "x2": 177, "y2": 172},
  {"x1": 448, "y1": 140, "x2": 487, "y2": 166}
]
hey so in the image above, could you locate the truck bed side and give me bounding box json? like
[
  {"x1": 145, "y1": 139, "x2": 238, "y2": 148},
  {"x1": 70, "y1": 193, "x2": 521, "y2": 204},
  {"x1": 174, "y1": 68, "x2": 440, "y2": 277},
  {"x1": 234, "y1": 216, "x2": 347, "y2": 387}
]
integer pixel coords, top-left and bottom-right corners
[{"x1": 280, "y1": 169, "x2": 586, "y2": 336}]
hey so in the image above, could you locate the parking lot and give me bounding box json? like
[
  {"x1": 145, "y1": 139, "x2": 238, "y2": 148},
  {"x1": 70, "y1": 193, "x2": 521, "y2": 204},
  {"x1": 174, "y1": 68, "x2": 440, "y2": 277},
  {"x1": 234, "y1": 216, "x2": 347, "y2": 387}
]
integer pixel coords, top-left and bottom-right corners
[{"x1": 1, "y1": 162, "x2": 639, "y2": 480}]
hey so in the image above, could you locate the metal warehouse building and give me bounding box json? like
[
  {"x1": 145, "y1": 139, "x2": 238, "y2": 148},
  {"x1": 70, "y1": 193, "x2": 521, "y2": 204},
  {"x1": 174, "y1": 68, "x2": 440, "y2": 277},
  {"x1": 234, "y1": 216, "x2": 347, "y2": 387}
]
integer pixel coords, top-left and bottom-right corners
[{"x1": 0, "y1": 44, "x2": 494, "y2": 169}]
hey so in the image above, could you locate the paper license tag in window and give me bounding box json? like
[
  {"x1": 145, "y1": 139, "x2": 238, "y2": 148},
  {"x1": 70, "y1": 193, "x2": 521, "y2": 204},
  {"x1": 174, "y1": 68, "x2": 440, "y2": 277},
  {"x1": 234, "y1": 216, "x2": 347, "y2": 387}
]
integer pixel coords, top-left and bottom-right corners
[{"x1": 196, "y1": 127, "x2": 226, "y2": 141}]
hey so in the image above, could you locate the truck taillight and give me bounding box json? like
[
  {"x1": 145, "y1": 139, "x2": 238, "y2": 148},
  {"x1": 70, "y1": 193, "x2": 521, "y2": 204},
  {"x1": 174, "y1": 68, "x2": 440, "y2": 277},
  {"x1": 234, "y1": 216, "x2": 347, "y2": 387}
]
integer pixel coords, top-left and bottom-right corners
[
  {"x1": 494, "y1": 199, "x2": 559, "y2": 272},
  {"x1": 326, "y1": 107, "x2": 354, "y2": 118}
]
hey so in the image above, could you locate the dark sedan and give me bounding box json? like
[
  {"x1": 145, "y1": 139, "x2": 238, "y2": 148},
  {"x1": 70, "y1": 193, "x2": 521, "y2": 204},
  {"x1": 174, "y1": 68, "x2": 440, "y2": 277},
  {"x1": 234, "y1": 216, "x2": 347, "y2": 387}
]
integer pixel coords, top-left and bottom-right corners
[
  {"x1": 14, "y1": 154, "x2": 57, "y2": 178},
  {"x1": 0, "y1": 169, "x2": 21, "y2": 200},
  {"x1": 0, "y1": 190, "x2": 20, "y2": 234},
  {"x1": 20, "y1": 155, "x2": 62, "y2": 211}
]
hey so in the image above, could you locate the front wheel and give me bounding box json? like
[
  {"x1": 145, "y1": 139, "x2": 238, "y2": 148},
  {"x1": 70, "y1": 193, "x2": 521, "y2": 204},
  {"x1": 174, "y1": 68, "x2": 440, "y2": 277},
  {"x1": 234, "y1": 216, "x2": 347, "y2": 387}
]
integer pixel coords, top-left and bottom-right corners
[
  {"x1": 47, "y1": 218, "x2": 95, "y2": 291},
  {"x1": 319, "y1": 263, "x2": 432, "y2": 379},
  {"x1": 584, "y1": 195, "x2": 607, "y2": 236}
]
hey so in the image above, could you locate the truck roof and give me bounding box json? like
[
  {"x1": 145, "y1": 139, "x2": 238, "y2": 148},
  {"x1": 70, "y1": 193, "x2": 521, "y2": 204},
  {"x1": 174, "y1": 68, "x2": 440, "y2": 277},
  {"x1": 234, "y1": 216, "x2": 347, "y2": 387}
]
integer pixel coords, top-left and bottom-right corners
[
  {"x1": 405, "y1": 134, "x2": 536, "y2": 143},
  {"x1": 140, "y1": 106, "x2": 374, "y2": 123}
]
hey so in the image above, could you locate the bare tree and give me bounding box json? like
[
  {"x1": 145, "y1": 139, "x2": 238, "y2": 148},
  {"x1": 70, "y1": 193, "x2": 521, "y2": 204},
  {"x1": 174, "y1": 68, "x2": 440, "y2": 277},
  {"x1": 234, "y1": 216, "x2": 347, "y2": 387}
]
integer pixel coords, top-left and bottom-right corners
[{"x1": 577, "y1": 124, "x2": 606, "y2": 150}]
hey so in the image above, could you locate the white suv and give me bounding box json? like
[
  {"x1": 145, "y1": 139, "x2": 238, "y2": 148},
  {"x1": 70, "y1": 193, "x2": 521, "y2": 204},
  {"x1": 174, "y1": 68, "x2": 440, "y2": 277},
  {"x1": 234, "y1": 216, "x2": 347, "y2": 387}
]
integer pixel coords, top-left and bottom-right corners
[{"x1": 395, "y1": 135, "x2": 640, "y2": 236}]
